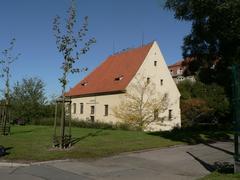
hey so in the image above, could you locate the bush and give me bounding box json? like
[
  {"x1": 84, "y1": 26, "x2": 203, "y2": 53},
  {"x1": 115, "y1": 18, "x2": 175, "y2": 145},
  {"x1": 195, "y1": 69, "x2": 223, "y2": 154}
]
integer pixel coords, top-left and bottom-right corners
[
  {"x1": 28, "y1": 118, "x2": 134, "y2": 131},
  {"x1": 178, "y1": 80, "x2": 230, "y2": 127},
  {"x1": 71, "y1": 119, "x2": 135, "y2": 131}
]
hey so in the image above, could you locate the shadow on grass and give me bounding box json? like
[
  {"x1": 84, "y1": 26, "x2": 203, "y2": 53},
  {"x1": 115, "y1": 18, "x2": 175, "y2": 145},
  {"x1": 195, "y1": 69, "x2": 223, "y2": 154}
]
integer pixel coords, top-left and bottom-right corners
[
  {"x1": 70, "y1": 129, "x2": 104, "y2": 146},
  {"x1": 187, "y1": 151, "x2": 234, "y2": 174},
  {"x1": 0, "y1": 146, "x2": 13, "y2": 157},
  {"x1": 11, "y1": 130, "x2": 33, "y2": 135},
  {"x1": 148, "y1": 127, "x2": 232, "y2": 145}
]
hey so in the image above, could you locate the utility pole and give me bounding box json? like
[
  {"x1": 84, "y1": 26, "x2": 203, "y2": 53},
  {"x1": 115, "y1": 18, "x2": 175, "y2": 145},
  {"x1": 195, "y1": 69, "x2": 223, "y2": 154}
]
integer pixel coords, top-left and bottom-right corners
[{"x1": 231, "y1": 64, "x2": 240, "y2": 172}]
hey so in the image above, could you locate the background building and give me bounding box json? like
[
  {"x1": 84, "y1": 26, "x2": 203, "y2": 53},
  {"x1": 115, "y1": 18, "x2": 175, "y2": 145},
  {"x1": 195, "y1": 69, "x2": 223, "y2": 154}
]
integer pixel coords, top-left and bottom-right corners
[{"x1": 168, "y1": 60, "x2": 195, "y2": 84}]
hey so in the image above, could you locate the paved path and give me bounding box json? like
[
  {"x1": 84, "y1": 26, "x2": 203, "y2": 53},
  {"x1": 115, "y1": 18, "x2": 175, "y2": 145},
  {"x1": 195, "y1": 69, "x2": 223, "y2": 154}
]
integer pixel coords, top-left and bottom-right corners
[{"x1": 0, "y1": 141, "x2": 234, "y2": 180}]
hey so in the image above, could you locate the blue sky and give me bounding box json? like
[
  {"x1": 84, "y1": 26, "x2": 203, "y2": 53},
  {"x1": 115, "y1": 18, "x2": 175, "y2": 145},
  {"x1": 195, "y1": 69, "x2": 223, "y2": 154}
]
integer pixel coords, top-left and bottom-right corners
[{"x1": 0, "y1": 0, "x2": 191, "y2": 99}]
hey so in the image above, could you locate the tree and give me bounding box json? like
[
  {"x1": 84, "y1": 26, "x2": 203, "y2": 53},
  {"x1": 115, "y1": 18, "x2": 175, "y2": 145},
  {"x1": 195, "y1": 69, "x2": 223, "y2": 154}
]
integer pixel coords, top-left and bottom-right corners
[
  {"x1": 113, "y1": 75, "x2": 169, "y2": 130},
  {"x1": 0, "y1": 38, "x2": 20, "y2": 104},
  {"x1": 52, "y1": 0, "x2": 96, "y2": 148},
  {"x1": 0, "y1": 38, "x2": 20, "y2": 135},
  {"x1": 165, "y1": 0, "x2": 240, "y2": 86},
  {"x1": 178, "y1": 80, "x2": 230, "y2": 127},
  {"x1": 11, "y1": 77, "x2": 47, "y2": 122}
]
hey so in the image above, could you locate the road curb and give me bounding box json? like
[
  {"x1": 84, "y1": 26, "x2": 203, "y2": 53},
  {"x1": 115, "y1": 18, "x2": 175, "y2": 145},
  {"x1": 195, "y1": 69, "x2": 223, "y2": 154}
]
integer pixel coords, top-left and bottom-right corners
[
  {"x1": 0, "y1": 162, "x2": 29, "y2": 167},
  {"x1": 0, "y1": 159, "x2": 73, "y2": 167},
  {"x1": 30, "y1": 159, "x2": 71, "y2": 165}
]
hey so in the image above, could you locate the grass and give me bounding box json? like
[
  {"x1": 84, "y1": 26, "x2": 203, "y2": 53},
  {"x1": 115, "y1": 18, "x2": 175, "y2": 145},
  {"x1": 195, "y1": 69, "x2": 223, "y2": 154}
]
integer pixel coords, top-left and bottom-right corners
[
  {"x1": 0, "y1": 125, "x2": 182, "y2": 162},
  {"x1": 200, "y1": 172, "x2": 240, "y2": 180},
  {"x1": 0, "y1": 125, "x2": 232, "y2": 162}
]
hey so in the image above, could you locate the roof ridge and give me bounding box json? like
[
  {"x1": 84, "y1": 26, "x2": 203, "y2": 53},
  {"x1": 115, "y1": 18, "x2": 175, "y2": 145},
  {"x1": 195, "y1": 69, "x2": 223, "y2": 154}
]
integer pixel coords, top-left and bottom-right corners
[{"x1": 110, "y1": 41, "x2": 155, "y2": 58}]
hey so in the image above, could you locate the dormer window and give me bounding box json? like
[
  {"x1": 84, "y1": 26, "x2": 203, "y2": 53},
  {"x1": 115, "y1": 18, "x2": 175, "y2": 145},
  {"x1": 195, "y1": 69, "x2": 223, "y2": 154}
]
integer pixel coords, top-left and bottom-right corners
[
  {"x1": 81, "y1": 81, "x2": 88, "y2": 86},
  {"x1": 115, "y1": 75, "x2": 124, "y2": 81}
]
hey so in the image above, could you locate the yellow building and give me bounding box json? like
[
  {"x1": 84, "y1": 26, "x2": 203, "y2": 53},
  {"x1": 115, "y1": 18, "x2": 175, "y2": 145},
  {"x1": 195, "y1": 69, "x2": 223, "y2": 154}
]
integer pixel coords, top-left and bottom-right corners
[{"x1": 66, "y1": 41, "x2": 181, "y2": 131}]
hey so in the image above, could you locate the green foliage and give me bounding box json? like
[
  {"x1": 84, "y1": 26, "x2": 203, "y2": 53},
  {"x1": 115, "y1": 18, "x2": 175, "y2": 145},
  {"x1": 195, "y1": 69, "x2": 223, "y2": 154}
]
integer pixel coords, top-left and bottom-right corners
[
  {"x1": 113, "y1": 75, "x2": 169, "y2": 130},
  {"x1": 31, "y1": 118, "x2": 135, "y2": 131},
  {"x1": 165, "y1": 0, "x2": 240, "y2": 86},
  {"x1": 53, "y1": 0, "x2": 96, "y2": 95},
  {"x1": 178, "y1": 81, "x2": 230, "y2": 127},
  {"x1": 71, "y1": 120, "x2": 135, "y2": 131},
  {"x1": 0, "y1": 38, "x2": 20, "y2": 103},
  {"x1": 10, "y1": 77, "x2": 54, "y2": 122},
  {"x1": 201, "y1": 172, "x2": 240, "y2": 180}
]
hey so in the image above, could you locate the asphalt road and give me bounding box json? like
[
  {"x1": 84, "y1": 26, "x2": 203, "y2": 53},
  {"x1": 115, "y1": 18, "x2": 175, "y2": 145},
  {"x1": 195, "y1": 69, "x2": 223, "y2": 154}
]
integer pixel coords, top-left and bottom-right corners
[{"x1": 0, "y1": 141, "x2": 234, "y2": 180}]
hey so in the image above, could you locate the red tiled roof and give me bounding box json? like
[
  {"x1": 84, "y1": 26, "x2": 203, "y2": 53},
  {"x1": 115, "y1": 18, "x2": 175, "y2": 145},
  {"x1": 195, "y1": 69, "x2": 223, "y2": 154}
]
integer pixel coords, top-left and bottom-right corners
[
  {"x1": 168, "y1": 60, "x2": 185, "y2": 76},
  {"x1": 66, "y1": 42, "x2": 154, "y2": 97},
  {"x1": 168, "y1": 58, "x2": 193, "y2": 76},
  {"x1": 168, "y1": 60, "x2": 184, "y2": 68}
]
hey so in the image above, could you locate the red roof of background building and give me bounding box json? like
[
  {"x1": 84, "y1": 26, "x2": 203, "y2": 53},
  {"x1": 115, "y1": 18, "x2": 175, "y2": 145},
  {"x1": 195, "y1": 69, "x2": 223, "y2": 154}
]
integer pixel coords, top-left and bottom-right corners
[
  {"x1": 66, "y1": 42, "x2": 154, "y2": 97},
  {"x1": 168, "y1": 58, "x2": 193, "y2": 76}
]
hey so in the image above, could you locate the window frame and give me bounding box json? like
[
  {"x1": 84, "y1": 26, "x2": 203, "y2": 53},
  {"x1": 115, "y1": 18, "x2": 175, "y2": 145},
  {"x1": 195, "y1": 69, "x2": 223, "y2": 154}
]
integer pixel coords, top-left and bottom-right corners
[
  {"x1": 147, "y1": 77, "x2": 150, "y2": 84},
  {"x1": 154, "y1": 61, "x2": 157, "y2": 66},
  {"x1": 90, "y1": 106, "x2": 95, "y2": 115},
  {"x1": 73, "y1": 103, "x2": 77, "y2": 114},
  {"x1": 80, "y1": 103, "x2": 84, "y2": 114},
  {"x1": 168, "y1": 109, "x2": 172, "y2": 120},
  {"x1": 104, "y1": 104, "x2": 109, "y2": 116}
]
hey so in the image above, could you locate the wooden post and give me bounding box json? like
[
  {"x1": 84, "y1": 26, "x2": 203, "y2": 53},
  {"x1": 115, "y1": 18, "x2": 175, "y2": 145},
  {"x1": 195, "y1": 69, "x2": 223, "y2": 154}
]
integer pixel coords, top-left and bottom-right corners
[
  {"x1": 53, "y1": 103, "x2": 58, "y2": 147},
  {"x1": 60, "y1": 100, "x2": 65, "y2": 149},
  {"x1": 68, "y1": 101, "x2": 72, "y2": 147}
]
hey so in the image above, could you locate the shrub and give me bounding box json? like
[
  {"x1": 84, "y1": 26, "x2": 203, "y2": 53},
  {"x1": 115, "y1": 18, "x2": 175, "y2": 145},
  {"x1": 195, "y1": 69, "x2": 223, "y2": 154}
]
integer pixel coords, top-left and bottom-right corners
[
  {"x1": 178, "y1": 81, "x2": 230, "y2": 127},
  {"x1": 28, "y1": 118, "x2": 134, "y2": 131}
]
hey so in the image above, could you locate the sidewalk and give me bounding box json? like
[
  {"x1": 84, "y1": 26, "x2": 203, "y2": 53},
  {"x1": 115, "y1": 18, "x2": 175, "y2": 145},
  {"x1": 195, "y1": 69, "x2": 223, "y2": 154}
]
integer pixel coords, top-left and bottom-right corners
[{"x1": 0, "y1": 141, "x2": 234, "y2": 180}]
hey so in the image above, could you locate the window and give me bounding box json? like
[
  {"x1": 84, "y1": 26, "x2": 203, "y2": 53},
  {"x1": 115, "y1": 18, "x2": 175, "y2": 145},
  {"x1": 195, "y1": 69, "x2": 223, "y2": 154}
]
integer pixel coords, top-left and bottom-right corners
[
  {"x1": 147, "y1": 77, "x2": 150, "y2": 84},
  {"x1": 179, "y1": 68, "x2": 183, "y2": 74},
  {"x1": 91, "y1": 106, "x2": 95, "y2": 114},
  {"x1": 160, "y1": 79, "x2": 163, "y2": 86},
  {"x1": 90, "y1": 116, "x2": 95, "y2": 123},
  {"x1": 154, "y1": 61, "x2": 157, "y2": 66},
  {"x1": 104, "y1": 105, "x2": 109, "y2": 116},
  {"x1": 154, "y1": 109, "x2": 159, "y2": 120},
  {"x1": 80, "y1": 103, "x2": 84, "y2": 114},
  {"x1": 73, "y1": 103, "x2": 76, "y2": 114},
  {"x1": 168, "y1": 109, "x2": 172, "y2": 120}
]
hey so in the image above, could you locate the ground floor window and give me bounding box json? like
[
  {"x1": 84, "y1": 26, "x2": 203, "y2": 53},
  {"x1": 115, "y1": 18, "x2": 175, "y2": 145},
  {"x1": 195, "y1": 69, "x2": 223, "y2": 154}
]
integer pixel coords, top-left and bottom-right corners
[
  {"x1": 80, "y1": 103, "x2": 84, "y2": 114},
  {"x1": 90, "y1": 116, "x2": 95, "y2": 122},
  {"x1": 168, "y1": 109, "x2": 172, "y2": 120},
  {"x1": 104, "y1": 105, "x2": 109, "y2": 116},
  {"x1": 73, "y1": 103, "x2": 76, "y2": 114},
  {"x1": 154, "y1": 109, "x2": 159, "y2": 120},
  {"x1": 91, "y1": 106, "x2": 95, "y2": 114}
]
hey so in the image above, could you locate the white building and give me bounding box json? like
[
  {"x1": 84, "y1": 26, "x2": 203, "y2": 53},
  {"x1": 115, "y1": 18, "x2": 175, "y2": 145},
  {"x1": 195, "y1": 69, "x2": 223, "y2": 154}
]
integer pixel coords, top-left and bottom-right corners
[
  {"x1": 168, "y1": 60, "x2": 195, "y2": 84},
  {"x1": 66, "y1": 41, "x2": 181, "y2": 131}
]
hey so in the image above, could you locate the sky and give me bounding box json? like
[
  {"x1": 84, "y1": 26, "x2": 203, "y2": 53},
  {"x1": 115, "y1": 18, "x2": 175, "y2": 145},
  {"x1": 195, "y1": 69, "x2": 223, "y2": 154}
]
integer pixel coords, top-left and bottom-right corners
[{"x1": 0, "y1": 0, "x2": 191, "y2": 99}]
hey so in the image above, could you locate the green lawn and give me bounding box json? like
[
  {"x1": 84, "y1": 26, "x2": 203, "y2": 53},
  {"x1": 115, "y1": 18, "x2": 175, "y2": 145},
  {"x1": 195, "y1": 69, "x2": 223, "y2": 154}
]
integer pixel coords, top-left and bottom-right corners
[
  {"x1": 200, "y1": 172, "x2": 240, "y2": 180},
  {"x1": 0, "y1": 125, "x2": 232, "y2": 162},
  {"x1": 0, "y1": 125, "x2": 183, "y2": 162}
]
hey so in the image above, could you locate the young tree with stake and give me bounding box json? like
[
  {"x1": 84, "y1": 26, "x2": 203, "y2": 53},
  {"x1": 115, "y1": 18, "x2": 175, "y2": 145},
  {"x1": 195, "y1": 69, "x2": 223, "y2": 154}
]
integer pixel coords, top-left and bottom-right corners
[{"x1": 52, "y1": 0, "x2": 96, "y2": 148}]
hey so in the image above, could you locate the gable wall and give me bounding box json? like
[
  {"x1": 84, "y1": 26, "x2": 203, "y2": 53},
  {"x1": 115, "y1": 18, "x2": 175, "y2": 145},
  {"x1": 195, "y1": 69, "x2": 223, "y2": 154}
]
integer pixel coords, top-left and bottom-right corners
[{"x1": 126, "y1": 42, "x2": 181, "y2": 131}]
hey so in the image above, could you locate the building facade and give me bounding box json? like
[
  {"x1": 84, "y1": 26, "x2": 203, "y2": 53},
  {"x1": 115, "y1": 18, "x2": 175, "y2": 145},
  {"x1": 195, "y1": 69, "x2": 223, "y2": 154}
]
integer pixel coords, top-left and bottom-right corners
[
  {"x1": 168, "y1": 60, "x2": 195, "y2": 84},
  {"x1": 66, "y1": 41, "x2": 181, "y2": 131}
]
